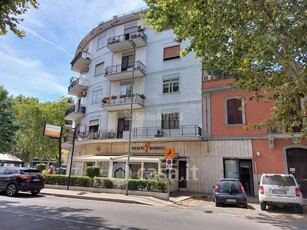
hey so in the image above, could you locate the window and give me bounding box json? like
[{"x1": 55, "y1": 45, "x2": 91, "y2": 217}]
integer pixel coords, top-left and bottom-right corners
[
  {"x1": 162, "y1": 112, "x2": 180, "y2": 129},
  {"x1": 225, "y1": 97, "x2": 244, "y2": 125},
  {"x1": 163, "y1": 45, "x2": 180, "y2": 60},
  {"x1": 113, "y1": 162, "x2": 125, "y2": 178},
  {"x1": 121, "y1": 52, "x2": 134, "y2": 71},
  {"x1": 92, "y1": 88, "x2": 102, "y2": 104},
  {"x1": 97, "y1": 36, "x2": 106, "y2": 50},
  {"x1": 94, "y1": 62, "x2": 104, "y2": 76},
  {"x1": 163, "y1": 76, "x2": 179, "y2": 94},
  {"x1": 119, "y1": 81, "x2": 132, "y2": 96},
  {"x1": 97, "y1": 162, "x2": 109, "y2": 177},
  {"x1": 124, "y1": 22, "x2": 138, "y2": 40}
]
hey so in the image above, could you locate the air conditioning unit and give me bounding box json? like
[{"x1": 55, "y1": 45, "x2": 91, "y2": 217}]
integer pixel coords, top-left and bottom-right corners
[
  {"x1": 202, "y1": 75, "x2": 212, "y2": 81},
  {"x1": 154, "y1": 129, "x2": 163, "y2": 137}
]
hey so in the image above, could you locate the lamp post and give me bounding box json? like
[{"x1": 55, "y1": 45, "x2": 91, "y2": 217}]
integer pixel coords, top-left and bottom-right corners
[
  {"x1": 67, "y1": 123, "x2": 79, "y2": 190},
  {"x1": 125, "y1": 39, "x2": 136, "y2": 196}
]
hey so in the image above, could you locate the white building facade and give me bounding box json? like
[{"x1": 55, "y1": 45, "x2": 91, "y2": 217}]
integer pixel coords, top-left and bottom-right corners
[{"x1": 65, "y1": 8, "x2": 255, "y2": 194}]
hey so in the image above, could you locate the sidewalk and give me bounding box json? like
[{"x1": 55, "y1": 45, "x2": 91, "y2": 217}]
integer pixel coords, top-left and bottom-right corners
[{"x1": 40, "y1": 186, "x2": 307, "y2": 208}]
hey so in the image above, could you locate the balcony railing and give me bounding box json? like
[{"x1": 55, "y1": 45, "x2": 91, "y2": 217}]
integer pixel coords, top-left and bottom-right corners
[
  {"x1": 101, "y1": 93, "x2": 145, "y2": 111},
  {"x1": 68, "y1": 77, "x2": 88, "y2": 96},
  {"x1": 70, "y1": 51, "x2": 91, "y2": 73},
  {"x1": 107, "y1": 31, "x2": 147, "y2": 52},
  {"x1": 75, "y1": 125, "x2": 202, "y2": 141},
  {"x1": 105, "y1": 61, "x2": 146, "y2": 81},
  {"x1": 65, "y1": 104, "x2": 86, "y2": 121}
]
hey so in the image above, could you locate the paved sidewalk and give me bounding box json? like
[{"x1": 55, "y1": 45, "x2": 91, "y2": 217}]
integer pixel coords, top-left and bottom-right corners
[{"x1": 40, "y1": 187, "x2": 307, "y2": 209}]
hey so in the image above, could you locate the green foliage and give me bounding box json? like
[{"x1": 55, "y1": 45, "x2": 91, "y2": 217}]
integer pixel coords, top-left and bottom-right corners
[
  {"x1": 35, "y1": 163, "x2": 46, "y2": 172},
  {"x1": 144, "y1": 0, "x2": 307, "y2": 140},
  {"x1": 86, "y1": 166, "x2": 100, "y2": 178},
  {"x1": 45, "y1": 175, "x2": 92, "y2": 187},
  {"x1": 0, "y1": 0, "x2": 39, "y2": 38},
  {"x1": 0, "y1": 86, "x2": 18, "y2": 153},
  {"x1": 12, "y1": 96, "x2": 69, "y2": 163},
  {"x1": 95, "y1": 178, "x2": 168, "y2": 193}
]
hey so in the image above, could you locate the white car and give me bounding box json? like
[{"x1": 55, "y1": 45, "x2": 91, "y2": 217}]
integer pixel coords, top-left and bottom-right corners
[{"x1": 259, "y1": 174, "x2": 304, "y2": 214}]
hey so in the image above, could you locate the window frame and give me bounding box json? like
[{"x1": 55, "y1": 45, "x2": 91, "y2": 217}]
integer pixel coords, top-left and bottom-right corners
[
  {"x1": 224, "y1": 96, "x2": 245, "y2": 126},
  {"x1": 163, "y1": 45, "x2": 180, "y2": 61},
  {"x1": 97, "y1": 35, "x2": 106, "y2": 50},
  {"x1": 162, "y1": 75, "x2": 180, "y2": 94},
  {"x1": 91, "y1": 88, "x2": 103, "y2": 104},
  {"x1": 161, "y1": 112, "x2": 180, "y2": 129},
  {"x1": 94, "y1": 62, "x2": 105, "y2": 77}
]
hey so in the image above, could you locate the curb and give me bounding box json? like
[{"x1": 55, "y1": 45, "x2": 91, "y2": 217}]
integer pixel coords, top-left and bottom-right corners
[{"x1": 40, "y1": 191, "x2": 150, "y2": 205}]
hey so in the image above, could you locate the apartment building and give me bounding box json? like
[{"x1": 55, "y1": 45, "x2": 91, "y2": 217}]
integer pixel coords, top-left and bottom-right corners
[
  {"x1": 64, "y1": 7, "x2": 306, "y2": 196},
  {"x1": 64, "y1": 8, "x2": 203, "y2": 191}
]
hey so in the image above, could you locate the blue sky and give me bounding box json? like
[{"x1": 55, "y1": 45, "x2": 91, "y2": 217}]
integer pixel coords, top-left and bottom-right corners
[{"x1": 0, "y1": 0, "x2": 147, "y2": 102}]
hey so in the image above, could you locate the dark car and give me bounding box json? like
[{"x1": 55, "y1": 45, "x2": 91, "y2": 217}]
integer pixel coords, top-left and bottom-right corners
[
  {"x1": 213, "y1": 178, "x2": 247, "y2": 208},
  {"x1": 0, "y1": 166, "x2": 45, "y2": 197}
]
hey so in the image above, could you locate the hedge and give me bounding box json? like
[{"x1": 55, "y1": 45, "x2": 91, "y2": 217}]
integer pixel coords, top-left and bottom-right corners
[
  {"x1": 45, "y1": 175, "x2": 92, "y2": 187},
  {"x1": 95, "y1": 178, "x2": 168, "y2": 193}
]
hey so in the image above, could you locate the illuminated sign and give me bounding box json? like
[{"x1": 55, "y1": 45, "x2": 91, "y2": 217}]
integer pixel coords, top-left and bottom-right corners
[{"x1": 43, "y1": 124, "x2": 62, "y2": 138}]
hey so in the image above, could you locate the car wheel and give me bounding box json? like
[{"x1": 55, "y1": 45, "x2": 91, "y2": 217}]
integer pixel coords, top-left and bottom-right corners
[
  {"x1": 243, "y1": 203, "x2": 248, "y2": 209},
  {"x1": 297, "y1": 205, "x2": 304, "y2": 214},
  {"x1": 260, "y1": 202, "x2": 266, "y2": 211},
  {"x1": 215, "y1": 200, "x2": 221, "y2": 207},
  {"x1": 31, "y1": 190, "x2": 41, "y2": 195},
  {"x1": 6, "y1": 183, "x2": 18, "y2": 197}
]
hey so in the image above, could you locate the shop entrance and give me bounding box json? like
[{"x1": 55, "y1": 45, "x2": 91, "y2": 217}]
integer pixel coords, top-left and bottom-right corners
[
  {"x1": 286, "y1": 148, "x2": 307, "y2": 198},
  {"x1": 224, "y1": 159, "x2": 254, "y2": 196}
]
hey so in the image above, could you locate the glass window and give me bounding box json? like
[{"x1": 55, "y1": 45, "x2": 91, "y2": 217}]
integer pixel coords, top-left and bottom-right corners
[
  {"x1": 163, "y1": 78, "x2": 179, "y2": 94},
  {"x1": 262, "y1": 175, "x2": 296, "y2": 186},
  {"x1": 113, "y1": 162, "x2": 125, "y2": 178},
  {"x1": 163, "y1": 45, "x2": 180, "y2": 60},
  {"x1": 97, "y1": 162, "x2": 109, "y2": 177},
  {"x1": 97, "y1": 36, "x2": 106, "y2": 50},
  {"x1": 224, "y1": 159, "x2": 239, "y2": 179},
  {"x1": 130, "y1": 163, "x2": 142, "y2": 179},
  {"x1": 143, "y1": 163, "x2": 158, "y2": 179},
  {"x1": 162, "y1": 112, "x2": 180, "y2": 129},
  {"x1": 119, "y1": 82, "x2": 132, "y2": 96},
  {"x1": 94, "y1": 62, "x2": 104, "y2": 76},
  {"x1": 226, "y1": 97, "x2": 244, "y2": 125},
  {"x1": 92, "y1": 88, "x2": 102, "y2": 104}
]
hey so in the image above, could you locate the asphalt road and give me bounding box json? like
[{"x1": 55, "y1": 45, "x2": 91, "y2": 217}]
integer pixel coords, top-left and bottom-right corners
[{"x1": 0, "y1": 192, "x2": 306, "y2": 230}]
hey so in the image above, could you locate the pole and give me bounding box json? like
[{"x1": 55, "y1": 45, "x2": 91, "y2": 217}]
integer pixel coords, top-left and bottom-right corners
[
  {"x1": 67, "y1": 125, "x2": 77, "y2": 190},
  {"x1": 125, "y1": 40, "x2": 136, "y2": 196}
]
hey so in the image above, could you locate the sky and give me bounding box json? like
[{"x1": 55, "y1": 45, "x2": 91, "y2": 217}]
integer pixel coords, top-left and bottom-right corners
[{"x1": 0, "y1": 0, "x2": 147, "y2": 102}]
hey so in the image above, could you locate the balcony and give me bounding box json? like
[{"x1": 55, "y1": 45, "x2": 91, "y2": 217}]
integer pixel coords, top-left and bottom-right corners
[
  {"x1": 68, "y1": 77, "x2": 88, "y2": 96},
  {"x1": 101, "y1": 93, "x2": 145, "y2": 111},
  {"x1": 107, "y1": 31, "x2": 147, "y2": 52},
  {"x1": 74, "y1": 125, "x2": 202, "y2": 141},
  {"x1": 268, "y1": 126, "x2": 303, "y2": 139},
  {"x1": 105, "y1": 61, "x2": 145, "y2": 82},
  {"x1": 65, "y1": 104, "x2": 86, "y2": 121},
  {"x1": 70, "y1": 51, "x2": 91, "y2": 73}
]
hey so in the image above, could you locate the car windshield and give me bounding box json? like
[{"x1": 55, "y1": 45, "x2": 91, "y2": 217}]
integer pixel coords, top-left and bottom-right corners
[
  {"x1": 0, "y1": 167, "x2": 5, "y2": 174},
  {"x1": 262, "y1": 175, "x2": 295, "y2": 186},
  {"x1": 219, "y1": 180, "x2": 240, "y2": 190}
]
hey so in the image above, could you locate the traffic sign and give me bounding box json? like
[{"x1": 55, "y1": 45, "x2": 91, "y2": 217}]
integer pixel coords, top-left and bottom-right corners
[
  {"x1": 164, "y1": 148, "x2": 175, "y2": 159},
  {"x1": 166, "y1": 158, "x2": 173, "y2": 169}
]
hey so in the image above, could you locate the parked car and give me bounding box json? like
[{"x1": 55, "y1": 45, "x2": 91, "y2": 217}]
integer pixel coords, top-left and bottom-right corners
[
  {"x1": 259, "y1": 173, "x2": 304, "y2": 214},
  {"x1": 213, "y1": 178, "x2": 248, "y2": 208},
  {"x1": 0, "y1": 166, "x2": 45, "y2": 197}
]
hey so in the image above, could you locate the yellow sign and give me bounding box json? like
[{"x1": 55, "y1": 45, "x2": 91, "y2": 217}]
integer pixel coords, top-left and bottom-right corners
[{"x1": 164, "y1": 148, "x2": 175, "y2": 159}]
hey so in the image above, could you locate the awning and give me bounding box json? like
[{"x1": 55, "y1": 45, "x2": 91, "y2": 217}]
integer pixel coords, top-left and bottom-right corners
[
  {"x1": 73, "y1": 155, "x2": 163, "y2": 163},
  {"x1": 0, "y1": 154, "x2": 23, "y2": 162}
]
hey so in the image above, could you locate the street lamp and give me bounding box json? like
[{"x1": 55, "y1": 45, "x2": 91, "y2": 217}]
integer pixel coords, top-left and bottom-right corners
[
  {"x1": 67, "y1": 123, "x2": 80, "y2": 190},
  {"x1": 125, "y1": 39, "x2": 136, "y2": 196}
]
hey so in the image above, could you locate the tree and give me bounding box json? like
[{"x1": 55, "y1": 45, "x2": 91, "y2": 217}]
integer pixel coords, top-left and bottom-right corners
[
  {"x1": 0, "y1": 0, "x2": 39, "y2": 38},
  {"x1": 144, "y1": 0, "x2": 306, "y2": 139},
  {"x1": 12, "y1": 96, "x2": 68, "y2": 164},
  {"x1": 0, "y1": 86, "x2": 17, "y2": 153}
]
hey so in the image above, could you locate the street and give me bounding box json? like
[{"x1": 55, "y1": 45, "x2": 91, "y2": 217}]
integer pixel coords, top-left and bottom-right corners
[{"x1": 0, "y1": 193, "x2": 306, "y2": 230}]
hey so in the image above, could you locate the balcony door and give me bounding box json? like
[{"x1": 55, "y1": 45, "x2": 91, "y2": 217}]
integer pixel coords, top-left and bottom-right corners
[{"x1": 121, "y1": 52, "x2": 134, "y2": 72}]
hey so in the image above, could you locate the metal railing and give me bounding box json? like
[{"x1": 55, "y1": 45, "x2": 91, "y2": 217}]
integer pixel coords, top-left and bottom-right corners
[
  {"x1": 68, "y1": 77, "x2": 87, "y2": 91},
  {"x1": 105, "y1": 61, "x2": 145, "y2": 75},
  {"x1": 76, "y1": 125, "x2": 202, "y2": 141},
  {"x1": 70, "y1": 51, "x2": 91, "y2": 67},
  {"x1": 101, "y1": 93, "x2": 145, "y2": 107},
  {"x1": 65, "y1": 105, "x2": 86, "y2": 116},
  {"x1": 107, "y1": 30, "x2": 147, "y2": 45}
]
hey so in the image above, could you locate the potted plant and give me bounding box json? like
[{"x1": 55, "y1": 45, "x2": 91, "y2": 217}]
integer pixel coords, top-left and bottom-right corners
[
  {"x1": 111, "y1": 95, "x2": 117, "y2": 100},
  {"x1": 102, "y1": 96, "x2": 109, "y2": 103},
  {"x1": 140, "y1": 94, "x2": 146, "y2": 100}
]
